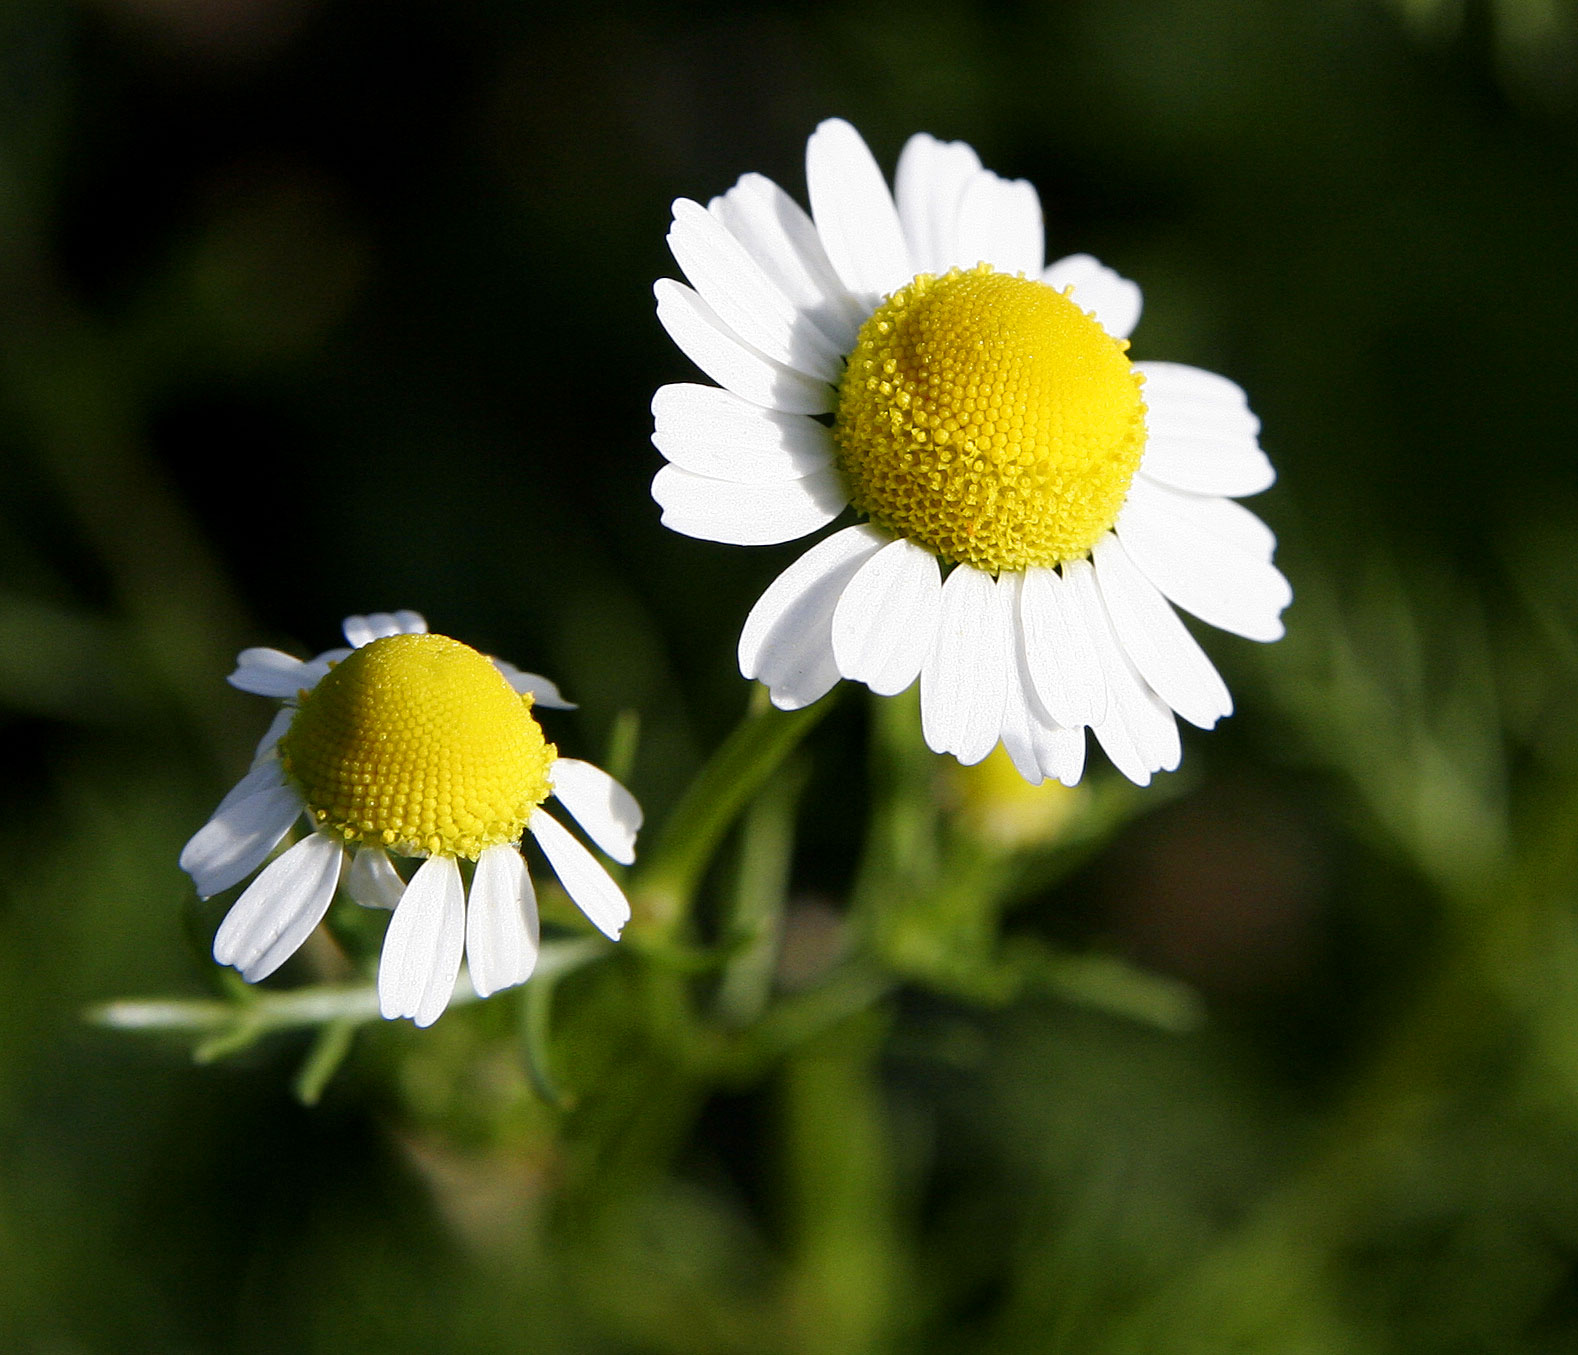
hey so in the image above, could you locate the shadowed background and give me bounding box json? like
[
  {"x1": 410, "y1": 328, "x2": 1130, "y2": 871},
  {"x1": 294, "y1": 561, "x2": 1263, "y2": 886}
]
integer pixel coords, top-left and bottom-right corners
[{"x1": 4, "y1": 0, "x2": 1578, "y2": 1351}]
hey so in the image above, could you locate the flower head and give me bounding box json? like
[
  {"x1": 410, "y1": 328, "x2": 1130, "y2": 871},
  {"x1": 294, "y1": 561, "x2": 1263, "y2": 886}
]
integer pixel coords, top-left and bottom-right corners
[
  {"x1": 653, "y1": 119, "x2": 1291, "y2": 786},
  {"x1": 180, "y1": 612, "x2": 641, "y2": 1027}
]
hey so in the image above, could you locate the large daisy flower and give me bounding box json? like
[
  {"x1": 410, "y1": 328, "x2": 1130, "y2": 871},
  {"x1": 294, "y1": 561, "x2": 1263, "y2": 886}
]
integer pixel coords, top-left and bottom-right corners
[
  {"x1": 652, "y1": 119, "x2": 1291, "y2": 786},
  {"x1": 180, "y1": 611, "x2": 641, "y2": 1027}
]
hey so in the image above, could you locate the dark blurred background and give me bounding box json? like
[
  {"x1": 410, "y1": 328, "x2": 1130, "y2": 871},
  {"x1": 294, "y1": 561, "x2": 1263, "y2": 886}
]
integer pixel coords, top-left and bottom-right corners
[{"x1": 5, "y1": 0, "x2": 1578, "y2": 1350}]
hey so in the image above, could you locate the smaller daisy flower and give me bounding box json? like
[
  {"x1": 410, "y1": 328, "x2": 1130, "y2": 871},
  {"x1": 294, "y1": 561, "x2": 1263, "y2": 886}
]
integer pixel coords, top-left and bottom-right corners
[{"x1": 180, "y1": 612, "x2": 641, "y2": 1027}]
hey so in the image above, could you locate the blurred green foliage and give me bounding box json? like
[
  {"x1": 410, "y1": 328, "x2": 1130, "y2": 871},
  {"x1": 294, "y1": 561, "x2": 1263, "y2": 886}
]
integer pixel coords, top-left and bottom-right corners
[{"x1": 4, "y1": 0, "x2": 1578, "y2": 1350}]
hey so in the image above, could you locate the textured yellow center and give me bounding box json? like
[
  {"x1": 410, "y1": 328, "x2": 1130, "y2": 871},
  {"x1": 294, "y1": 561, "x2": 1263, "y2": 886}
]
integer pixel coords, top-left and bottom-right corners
[
  {"x1": 832, "y1": 265, "x2": 1147, "y2": 572},
  {"x1": 279, "y1": 633, "x2": 555, "y2": 860}
]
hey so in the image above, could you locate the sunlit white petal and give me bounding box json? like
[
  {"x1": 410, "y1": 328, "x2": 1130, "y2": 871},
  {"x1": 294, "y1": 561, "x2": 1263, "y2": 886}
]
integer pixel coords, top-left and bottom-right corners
[
  {"x1": 1043, "y1": 253, "x2": 1143, "y2": 341},
  {"x1": 652, "y1": 383, "x2": 833, "y2": 484},
  {"x1": 181, "y1": 761, "x2": 303, "y2": 900},
  {"x1": 528, "y1": 809, "x2": 631, "y2": 941},
  {"x1": 228, "y1": 648, "x2": 312, "y2": 699},
  {"x1": 956, "y1": 171, "x2": 1044, "y2": 276},
  {"x1": 344, "y1": 611, "x2": 427, "y2": 649},
  {"x1": 831, "y1": 537, "x2": 942, "y2": 696},
  {"x1": 652, "y1": 464, "x2": 846, "y2": 546},
  {"x1": 921, "y1": 566, "x2": 1011, "y2": 766},
  {"x1": 1018, "y1": 565, "x2": 1107, "y2": 728},
  {"x1": 894, "y1": 133, "x2": 983, "y2": 275},
  {"x1": 378, "y1": 854, "x2": 466, "y2": 1027},
  {"x1": 345, "y1": 846, "x2": 405, "y2": 910},
  {"x1": 549, "y1": 758, "x2": 642, "y2": 865},
  {"x1": 489, "y1": 658, "x2": 576, "y2": 709},
  {"x1": 806, "y1": 117, "x2": 913, "y2": 302},
  {"x1": 465, "y1": 845, "x2": 539, "y2": 998},
  {"x1": 213, "y1": 831, "x2": 343, "y2": 982}
]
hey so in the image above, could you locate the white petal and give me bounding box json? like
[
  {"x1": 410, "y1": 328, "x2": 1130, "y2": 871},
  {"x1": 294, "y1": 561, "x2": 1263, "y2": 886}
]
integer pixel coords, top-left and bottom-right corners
[
  {"x1": 1043, "y1": 253, "x2": 1143, "y2": 340},
  {"x1": 955, "y1": 171, "x2": 1044, "y2": 276},
  {"x1": 894, "y1": 133, "x2": 983, "y2": 276},
  {"x1": 529, "y1": 809, "x2": 631, "y2": 941},
  {"x1": 708, "y1": 171, "x2": 866, "y2": 351},
  {"x1": 1073, "y1": 563, "x2": 1181, "y2": 786},
  {"x1": 378, "y1": 854, "x2": 466, "y2": 1027},
  {"x1": 999, "y1": 575, "x2": 1089, "y2": 787},
  {"x1": 738, "y1": 525, "x2": 887, "y2": 710},
  {"x1": 669, "y1": 198, "x2": 846, "y2": 383},
  {"x1": 806, "y1": 118, "x2": 913, "y2": 303},
  {"x1": 1018, "y1": 565, "x2": 1107, "y2": 729},
  {"x1": 652, "y1": 463, "x2": 846, "y2": 546},
  {"x1": 1093, "y1": 532, "x2": 1232, "y2": 729},
  {"x1": 213, "y1": 831, "x2": 343, "y2": 982},
  {"x1": 830, "y1": 536, "x2": 942, "y2": 696},
  {"x1": 1137, "y1": 361, "x2": 1272, "y2": 497},
  {"x1": 489, "y1": 658, "x2": 576, "y2": 709},
  {"x1": 344, "y1": 846, "x2": 405, "y2": 909},
  {"x1": 921, "y1": 565, "x2": 1011, "y2": 766},
  {"x1": 652, "y1": 383, "x2": 834, "y2": 484},
  {"x1": 1132, "y1": 360, "x2": 1247, "y2": 407},
  {"x1": 251, "y1": 707, "x2": 294, "y2": 767},
  {"x1": 228, "y1": 647, "x2": 311, "y2": 698},
  {"x1": 465, "y1": 845, "x2": 539, "y2": 998},
  {"x1": 549, "y1": 758, "x2": 642, "y2": 865},
  {"x1": 1116, "y1": 478, "x2": 1291, "y2": 641},
  {"x1": 655, "y1": 279, "x2": 834, "y2": 415},
  {"x1": 344, "y1": 611, "x2": 426, "y2": 648},
  {"x1": 180, "y1": 761, "x2": 304, "y2": 899}
]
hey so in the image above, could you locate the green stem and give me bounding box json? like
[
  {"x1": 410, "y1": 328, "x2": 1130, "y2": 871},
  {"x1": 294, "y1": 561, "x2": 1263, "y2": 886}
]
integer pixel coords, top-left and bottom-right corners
[{"x1": 630, "y1": 687, "x2": 835, "y2": 933}]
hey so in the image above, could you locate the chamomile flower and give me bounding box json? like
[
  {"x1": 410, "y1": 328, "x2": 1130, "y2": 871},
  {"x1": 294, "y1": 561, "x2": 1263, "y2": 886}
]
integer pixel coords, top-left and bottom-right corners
[
  {"x1": 652, "y1": 119, "x2": 1291, "y2": 785},
  {"x1": 180, "y1": 611, "x2": 641, "y2": 1027}
]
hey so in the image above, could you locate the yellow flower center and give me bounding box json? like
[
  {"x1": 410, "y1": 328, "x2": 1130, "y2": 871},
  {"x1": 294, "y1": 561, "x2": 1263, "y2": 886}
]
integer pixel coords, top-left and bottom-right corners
[
  {"x1": 832, "y1": 265, "x2": 1147, "y2": 572},
  {"x1": 279, "y1": 633, "x2": 556, "y2": 860}
]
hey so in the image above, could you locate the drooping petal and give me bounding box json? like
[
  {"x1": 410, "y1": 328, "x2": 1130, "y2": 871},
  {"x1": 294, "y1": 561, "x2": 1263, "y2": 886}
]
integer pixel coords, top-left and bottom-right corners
[
  {"x1": 999, "y1": 574, "x2": 1088, "y2": 787},
  {"x1": 344, "y1": 611, "x2": 426, "y2": 649},
  {"x1": 652, "y1": 383, "x2": 834, "y2": 484},
  {"x1": 1093, "y1": 532, "x2": 1233, "y2": 729},
  {"x1": 1042, "y1": 253, "x2": 1143, "y2": 341},
  {"x1": 921, "y1": 565, "x2": 1011, "y2": 766},
  {"x1": 956, "y1": 171, "x2": 1044, "y2": 276},
  {"x1": 707, "y1": 172, "x2": 866, "y2": 351},
  {"x1": 549, "y1": 758, "x2": 642, "y2": 865},
  {"x1": 894, "y1": 133, "x2": 983, "y2": 275},
  {"x1": 378, "y1": 854, "x2": 466, "y2": 1027},
  {"x1": 668, "y1": 198, "x2": 846, "y2": 383},
  {"x1": 212, "y1": 831, "x2": 343, "y2": 982},
  {"x1": 655, "y1": 279, "x2": 834, "y2": 415},
  {"x1": 1115, "y1": 477, "x2": 1291, "y2": 642},
  {"x1": 1073, "y1": 564, "x2": 1182, "y2": 786},
  {"x1": 830, "y1": 536, "x2": 943, "y2": 696},
  {"x1": 250, "y1": 707, "x2": 294, "y2": 767},
  {"x1": 180, "y1": 761, "x2": 304, "y2": 899},
  {"x1": 344, "y1": 846, "x2": 405, "y2": 910},
  {"x1": 1018, "y1": 564, "x2": 1107, "y2": 729},
  {"x1": 651, "y1": 464, "x2": 847, "y2": 546},
  {"x1": 528, "y1": 809, "x2": 631, "y2": 941},
  {"x1": 806, "y1": 118, "x2": 913, "y2": 303},
  {"x1": 738, "y1": 525, "x2": 888, "y2": 710},
  {"x1": 489, "y1": 659, "x2": 576, "y2": 709},
  {"x1": 228, "y1": 647, "x2": 312, "y2": 698},
  {"x1": 465, "y1": 845, "x2": 539, "y2": 998}
]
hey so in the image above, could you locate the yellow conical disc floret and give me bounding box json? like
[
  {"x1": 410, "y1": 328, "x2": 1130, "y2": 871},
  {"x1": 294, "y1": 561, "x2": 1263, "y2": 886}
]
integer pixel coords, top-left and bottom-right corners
[
  {"x1": 279, "y1": 633, "x2": 556, "y2": 860},
  {"x1": 832, "y1": 264, "x2": 1147, "y2": 572}
]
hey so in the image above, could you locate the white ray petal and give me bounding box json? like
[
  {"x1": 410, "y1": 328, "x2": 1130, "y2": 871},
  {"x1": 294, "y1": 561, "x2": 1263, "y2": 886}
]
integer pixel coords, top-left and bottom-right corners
[
  {"x1": 1018, "y1": 564, "x2": 1106, "y2": 729},
  {"x1": 894, "y1": 133, "x2": 983, "y2": 275},
  {"x1": 466, "y1": 845, "x2": 539, "y2": 998},
  {"x1": 549, "y1": 758, "x2": 642, "y2": 865},
  {"x1": 999, "y1": 574, "x2": 1089, "y2": 787},
  {"x1": 738, "y1": 525, "x2": 887, "y2": 709},
  {"x1": 956, "y1": 171, "x2": 1044, "y2": 276},
  {"x1": 1093, "y1": 532, "x2": 1232, "y2": 729},
  {"x1": 250, "y1": 707, "x2": 294, "y2": 767},
  {"x1": 652, "y1": 463, "x2": 846, "y2": 546},
  {"x1": 668, "y1": 198, "x2": 846, "y2": 382},
  {"x1": 709, "y1": 171, "x2": 866, "y2": 350},
  {"x1": 1132, "y1": 360, "x2": 1247, "y2": 407},
  {"x1": 1043, "y1": 253, "x2": 1143, "y2": 341},
  {"x1": 1116, "y1": 478, "x2": 1291, "y2": 641},
  {"x1": 1137, "y1": 360, "x2": 1272, "y2": 497},
  {"x1": 212, "y1": 831, "x2": 343, "y2": 982},
  {"x1": 921, "y1": 565, "x2": 1011, "y2": 766},
  {"x1": 830, "y1": 536, "x2": 943, "y2": 696},
  {"x1": 344, "y1": 611, "x2": 426, "y2": 648},
  {"x1": 655, "y1": 279, "x2": 834, "y2": 415},
  {"x1": 181, "y1": 762, "x2": 304, "y2": 900},
  {"x1": 344, "y1": 846, "x2": 405, "y2": 909},
  {"x1": 806, "y1": 118, "x2": 913, "y2": 302},
  {"x1": 529, "y1": 809, "x2": 631, "y2": 941},
  {"x1": 228, "y1": 647, "x2": 312, "y2": 698},
  {"x1": 489, "y1": 659, "x2": 576, "y2": 709},
  {"x1": 378, "y1": 854, "x2": 466, "y2": 1027},
  {"x1": 1074, "y1": 568, "x2": 1181, "y2": 786},
  {"x1": 652, "y1": 383, "x2": 834, "y2": 484}
]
